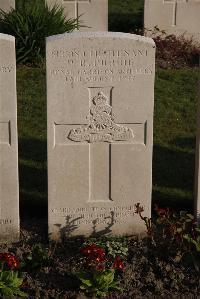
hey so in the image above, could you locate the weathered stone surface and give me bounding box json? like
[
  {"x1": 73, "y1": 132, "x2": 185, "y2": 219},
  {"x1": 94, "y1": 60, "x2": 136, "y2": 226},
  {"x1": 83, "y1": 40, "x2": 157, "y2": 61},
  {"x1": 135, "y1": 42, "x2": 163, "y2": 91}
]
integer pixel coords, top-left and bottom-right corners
[
  {"x1": 144, "y1": 0, "x2": 200, "y2": 41},
  {"x1": 0, "y1": 0, "x2": 15, "y2": 12},
  {"x1": 46, "y1": 0, "x2": 108, "y2": 31},
  {"x1": 47, "y1": 32, "x2": 155, "y2": 240},
  {"x1": 0, "y1": 34, "x2": 19, "y2": 242},
  {"x1": 195, "y1": 82, "x2": 200, "y2": 223}
]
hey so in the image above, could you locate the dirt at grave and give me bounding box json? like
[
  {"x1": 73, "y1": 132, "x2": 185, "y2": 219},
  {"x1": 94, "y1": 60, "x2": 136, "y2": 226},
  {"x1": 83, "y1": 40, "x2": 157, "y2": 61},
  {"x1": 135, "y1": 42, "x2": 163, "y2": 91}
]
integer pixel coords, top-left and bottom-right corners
[{"x1": 0, "y1": 218, "x2": 199, "y2": 299}]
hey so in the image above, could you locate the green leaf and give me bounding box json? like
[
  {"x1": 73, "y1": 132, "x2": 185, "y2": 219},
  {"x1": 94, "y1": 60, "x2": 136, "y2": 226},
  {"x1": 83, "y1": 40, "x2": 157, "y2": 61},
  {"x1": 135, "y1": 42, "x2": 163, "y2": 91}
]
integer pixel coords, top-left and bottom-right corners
[
  {"x1": 186, "y1": 214, "x2": 194, "y2": 219},
  {"x1": 0, "y1": 270, "x2": 27, "y2": 297},
  {"x1": 76, "y1": 271, "x2": 93, "y2": 287}
]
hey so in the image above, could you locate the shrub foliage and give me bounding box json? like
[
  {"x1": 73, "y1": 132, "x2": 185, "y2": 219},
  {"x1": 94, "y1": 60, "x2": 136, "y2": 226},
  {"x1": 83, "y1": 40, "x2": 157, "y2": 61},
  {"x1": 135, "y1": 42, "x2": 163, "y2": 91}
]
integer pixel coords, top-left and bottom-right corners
[
  {"x1": 146, "y1": 28, "x2": 200, "y2": 68},
  {"x1": 0, "y1": 0, "x2": 79, "y2": 64}
]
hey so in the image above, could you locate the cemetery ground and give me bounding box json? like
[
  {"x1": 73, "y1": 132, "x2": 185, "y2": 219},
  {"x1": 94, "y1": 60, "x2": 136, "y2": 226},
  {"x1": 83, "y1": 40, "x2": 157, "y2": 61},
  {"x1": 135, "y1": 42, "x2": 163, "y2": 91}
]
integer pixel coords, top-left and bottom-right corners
[{"x1": 2, "y1": 65, "x2": 197, "y2": 298}]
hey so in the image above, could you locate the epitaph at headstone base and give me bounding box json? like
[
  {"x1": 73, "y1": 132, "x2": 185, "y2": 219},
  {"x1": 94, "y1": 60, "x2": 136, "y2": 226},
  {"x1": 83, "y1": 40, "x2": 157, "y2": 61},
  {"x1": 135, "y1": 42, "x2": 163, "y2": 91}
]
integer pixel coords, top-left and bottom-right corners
[{"x1": 47, "y1": 32, "x2": 155, "y2": 241}]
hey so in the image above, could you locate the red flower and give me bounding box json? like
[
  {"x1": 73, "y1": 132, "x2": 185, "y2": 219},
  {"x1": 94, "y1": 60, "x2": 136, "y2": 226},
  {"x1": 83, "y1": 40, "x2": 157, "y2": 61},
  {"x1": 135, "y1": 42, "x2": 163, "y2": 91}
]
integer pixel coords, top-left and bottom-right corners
[
  {"x1": 154, "y1": 205, "x2": 170, "y2": 218},
  {"x1": 0, "y1": 253, "x2": 19, "y2": 270},
  {"x1": 112, "y1": 256, "x2": 125, "y2": 270},
  {"x1": 81, "y1": 244, "x2": 106, "y2": 264},
  {"x1": 96, "y1": 264, "x2": 105, "y2": 271}
]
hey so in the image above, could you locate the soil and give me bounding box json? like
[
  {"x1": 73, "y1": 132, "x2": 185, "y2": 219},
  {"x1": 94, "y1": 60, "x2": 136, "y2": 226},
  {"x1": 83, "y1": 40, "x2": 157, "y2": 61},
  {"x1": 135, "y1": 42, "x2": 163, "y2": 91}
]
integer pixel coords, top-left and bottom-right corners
[{"x1": 1, "y1": 217, "x2": 200, "y2": 299}]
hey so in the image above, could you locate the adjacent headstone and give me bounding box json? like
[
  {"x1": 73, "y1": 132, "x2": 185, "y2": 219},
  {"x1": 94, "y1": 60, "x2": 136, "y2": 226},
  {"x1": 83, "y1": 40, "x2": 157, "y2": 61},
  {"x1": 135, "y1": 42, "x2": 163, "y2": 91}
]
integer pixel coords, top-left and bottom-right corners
[
  {"x1": 195, "y1": 79, "x2": 200, "y2": 224},
  {"x1": 46, "y1": 0, "x2": 108, "y2": 31},
  {"x1": 144, "y1": 0, "x2": 200, "y2": 41},
  {"x1": 0, "y1": 0, "x2": 15, "y2": 12},
  {"x1": 47, "y1": 32, "x2": 155, "y2": 240},
  {"x1": 0, "y1": 34, "x2": 19, "y2": 242}
]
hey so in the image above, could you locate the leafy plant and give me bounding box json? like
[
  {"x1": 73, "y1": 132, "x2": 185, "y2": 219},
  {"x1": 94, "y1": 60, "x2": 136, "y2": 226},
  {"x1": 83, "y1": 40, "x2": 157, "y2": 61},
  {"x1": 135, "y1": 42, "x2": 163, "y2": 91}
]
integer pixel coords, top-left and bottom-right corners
[
  {"x1": 21, "y1": 243, "x2": 52, "y2": 271},
  {"x1": 144, "y1": 27, "x2": 200, "y2": 68},
  {"x1": 0, "y1": 0, "x2": 79, "y2": 64},
  {"x1": 135, "y1": 203, "x2": 200, "y2": 268},
  {"x1": 0, "y1": 271, "x2": 27, "y2": 297},
  {"x1": 76, "y1": 243, "x2": 124, "y2": 297},
  {"x1": 184, "y1": 228, "x2": 200, "y2": 252},
  {"x1": 0, "y1": 253, "x2": 27, "y2": 297},
  {"x1": 104, "y1": 240, "x2": 128, "y2": 258},
  {"x1": 84, "y1": 239, "x2": 128, "y2": 259},
  {"x1": 77, "y1": 269, "x2": 121, "y2": 298}
]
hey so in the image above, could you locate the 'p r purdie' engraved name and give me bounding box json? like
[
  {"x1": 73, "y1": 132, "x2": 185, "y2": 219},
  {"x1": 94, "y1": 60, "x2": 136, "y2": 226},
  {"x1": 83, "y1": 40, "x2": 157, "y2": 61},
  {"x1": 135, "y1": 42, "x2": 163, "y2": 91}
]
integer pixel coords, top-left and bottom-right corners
[{"x1": 50, "y1": 59, "x2": 152, "y2": 69}]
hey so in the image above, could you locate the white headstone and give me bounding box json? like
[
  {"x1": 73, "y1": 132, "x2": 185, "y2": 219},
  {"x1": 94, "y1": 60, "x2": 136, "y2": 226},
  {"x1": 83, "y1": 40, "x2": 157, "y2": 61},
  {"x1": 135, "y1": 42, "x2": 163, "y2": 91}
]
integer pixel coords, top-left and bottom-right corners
[
  {"x1": 144, "y1": 0, "x2": 200, "y2": 41},
  {"x1": 46, "y1": 0, "x2": 108, "y2": 31},
  {"x1": 195, "y1": 79, "x2": 200, "y2": 223},
  {"x1": 47, "y1": 32, "x2": 155, "y2": 240},
  {"x1": 0, "y1": 0, "x2": 15, "y2": 12},
  {"x1": 0, "y1": 34, "x2": 19, "y2": 242}
]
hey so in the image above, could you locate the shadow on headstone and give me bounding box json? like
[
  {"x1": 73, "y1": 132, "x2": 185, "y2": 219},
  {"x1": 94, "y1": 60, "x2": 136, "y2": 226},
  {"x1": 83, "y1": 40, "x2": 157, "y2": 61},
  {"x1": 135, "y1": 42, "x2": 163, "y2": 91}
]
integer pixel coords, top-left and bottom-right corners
[
  {"x1": 90, "y1": 211, "x2": 115, "y2": 238},
  {"x1": 55, "y1": 216, "x2": 84, "y2": 241},
  {"x1": 53, "y1": 211, "x2": 115, "y2": 242}
]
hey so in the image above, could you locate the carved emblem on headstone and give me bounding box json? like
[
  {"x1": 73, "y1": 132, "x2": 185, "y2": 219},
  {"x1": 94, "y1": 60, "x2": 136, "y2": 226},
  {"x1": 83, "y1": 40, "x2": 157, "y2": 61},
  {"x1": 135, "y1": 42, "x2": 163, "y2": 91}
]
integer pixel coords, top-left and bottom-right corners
[{"x1": 68, "y1": 92, "x2": 134, "y2": 143}]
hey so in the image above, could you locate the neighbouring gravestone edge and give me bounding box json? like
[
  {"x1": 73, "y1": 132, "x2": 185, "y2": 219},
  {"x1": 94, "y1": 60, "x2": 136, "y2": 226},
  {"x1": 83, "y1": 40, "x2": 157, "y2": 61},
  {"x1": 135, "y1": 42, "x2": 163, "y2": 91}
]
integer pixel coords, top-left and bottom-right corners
[
  {"x1": 0, "y1": 31, "x2": 19, "y2": 242},
  {"x1": 0, "y1": 33, "x2": 15, "y2": 42},
  {"x1": 46, "y1": 32, "x2": 155, "y2": 46}
]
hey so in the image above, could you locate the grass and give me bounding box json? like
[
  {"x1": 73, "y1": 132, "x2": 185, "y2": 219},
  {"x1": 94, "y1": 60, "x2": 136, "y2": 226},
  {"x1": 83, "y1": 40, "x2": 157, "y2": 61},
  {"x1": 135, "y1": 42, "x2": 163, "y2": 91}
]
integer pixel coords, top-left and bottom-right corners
[
  {"x1": 153, "y1": 68, "x2": 199, "y2": 209},
  {"x1": 108, "y1": 0, "x2": 144, "y2": 32},
  {"x1": 17, "y1": 66, "x2": 47, "y2": 217},
  {"x1": 16, "y1": 66, "x2": 199, "y2": 217}
]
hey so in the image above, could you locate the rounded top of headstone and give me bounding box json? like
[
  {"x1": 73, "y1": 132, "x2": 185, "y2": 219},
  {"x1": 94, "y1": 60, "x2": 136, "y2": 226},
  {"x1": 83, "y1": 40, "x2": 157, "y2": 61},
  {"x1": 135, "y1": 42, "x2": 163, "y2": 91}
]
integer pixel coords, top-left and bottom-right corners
[
  {"x1": 0, "y1": 33, "x2": 15, "y2": 42},
  {"x1": 46, "y1": 31, "x2": 155, "y2": 46}
]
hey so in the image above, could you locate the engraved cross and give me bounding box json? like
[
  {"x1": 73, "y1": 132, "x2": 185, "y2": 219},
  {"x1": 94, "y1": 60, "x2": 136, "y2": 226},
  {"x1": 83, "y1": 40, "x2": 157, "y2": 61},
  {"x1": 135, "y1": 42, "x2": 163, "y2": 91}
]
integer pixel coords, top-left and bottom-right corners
[
  {"x1": 0, "y1": 121, "x2": 10, "y2": 145},
  {"x1": 163, "y1": 0, "x2": 188, "y2": 26},
  {"x1": 55, "y1": 87, "x2": 146, "y2": 204},
  {"x1": 63, "y1": 0, "x2": 91, "y2": 19}
]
